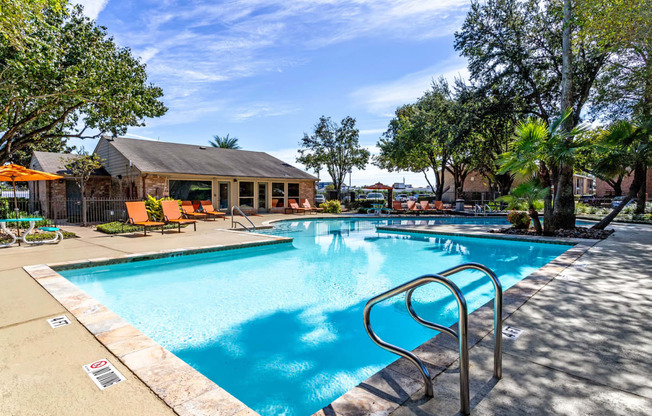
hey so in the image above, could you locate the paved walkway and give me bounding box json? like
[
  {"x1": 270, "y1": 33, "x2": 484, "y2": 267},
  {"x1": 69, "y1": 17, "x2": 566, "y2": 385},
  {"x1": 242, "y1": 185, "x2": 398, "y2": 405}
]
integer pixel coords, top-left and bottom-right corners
[{"x1": 388, "y1": 223, "x2": 652, "y2": 415}]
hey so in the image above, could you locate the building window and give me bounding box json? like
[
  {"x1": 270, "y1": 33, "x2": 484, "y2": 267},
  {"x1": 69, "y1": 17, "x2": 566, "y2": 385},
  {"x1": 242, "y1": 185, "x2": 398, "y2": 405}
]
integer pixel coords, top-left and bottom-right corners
[
  {"x1": 239, "y1": 181, "x2": 254, "y2": 208},
  {"x1": 288, "y1": 183, "x2": 300, "y2": 204},
  {"x1": 272, "y1": 182, "x2": 285, "y2": 207},
  {"x1": 169, "y1": 180, "x2": 212, "y2": 201}
]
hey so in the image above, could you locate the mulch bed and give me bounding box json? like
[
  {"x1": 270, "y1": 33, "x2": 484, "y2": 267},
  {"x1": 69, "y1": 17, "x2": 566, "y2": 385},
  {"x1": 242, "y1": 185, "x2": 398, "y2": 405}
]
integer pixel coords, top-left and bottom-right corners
[{"x1": 490, "y1": 226, "x2": 614, "y2": 240}]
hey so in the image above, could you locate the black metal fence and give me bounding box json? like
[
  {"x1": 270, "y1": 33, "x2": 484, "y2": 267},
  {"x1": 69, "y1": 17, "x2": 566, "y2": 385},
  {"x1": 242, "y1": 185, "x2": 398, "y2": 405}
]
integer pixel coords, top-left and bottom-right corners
[{"x1": 0, "y1": 197, "x2": 140, "y2": 224}]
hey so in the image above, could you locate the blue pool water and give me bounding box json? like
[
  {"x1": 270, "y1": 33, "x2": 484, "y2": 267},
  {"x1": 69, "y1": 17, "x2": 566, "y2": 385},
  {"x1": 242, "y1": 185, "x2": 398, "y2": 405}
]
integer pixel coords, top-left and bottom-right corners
[{"x1": 61, "y1": 217, "x2": 569, "y2": 415}]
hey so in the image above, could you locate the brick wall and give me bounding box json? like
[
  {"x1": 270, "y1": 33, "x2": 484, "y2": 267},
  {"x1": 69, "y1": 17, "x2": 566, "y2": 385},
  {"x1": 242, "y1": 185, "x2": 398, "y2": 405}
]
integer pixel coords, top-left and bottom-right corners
[
  {"x1": 300, "y1": 180, "x2": 316, "y2": 205},
  {"x1": 596, "y1": 170, "x2": 652, "y2": 199},
  {"x1": 141, "y1": 175, "x2": 167, "y2": 199}
]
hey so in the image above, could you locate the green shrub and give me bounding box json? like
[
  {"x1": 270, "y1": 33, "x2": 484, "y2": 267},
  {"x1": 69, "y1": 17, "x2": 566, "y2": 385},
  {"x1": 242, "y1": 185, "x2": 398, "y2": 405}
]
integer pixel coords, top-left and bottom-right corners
[
  {"x1": 507, "y1": 210, "x2": 530, "y2": 229},
  {"x1": 145, "y1": 195, "x2": 179, "y2": 220},
  {"x1": 0, "y1": 230, "x2": 76, "y2": 244},
  {"x1": 320, "y1": 200, "x2": 342, "y2": 214},
  {"x1": 96, "y1": 221, "x2": 182, "y2": 234}
]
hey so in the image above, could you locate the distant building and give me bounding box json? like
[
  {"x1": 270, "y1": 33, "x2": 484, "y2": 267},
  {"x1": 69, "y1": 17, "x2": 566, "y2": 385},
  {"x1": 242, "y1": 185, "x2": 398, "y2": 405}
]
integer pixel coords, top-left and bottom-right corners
[
  {"x1": 595, "y1": 169, "x2": 651, "y2": 199},
  {"x1": 393, "y1": 183, "x2": 412, "y2": 190}
]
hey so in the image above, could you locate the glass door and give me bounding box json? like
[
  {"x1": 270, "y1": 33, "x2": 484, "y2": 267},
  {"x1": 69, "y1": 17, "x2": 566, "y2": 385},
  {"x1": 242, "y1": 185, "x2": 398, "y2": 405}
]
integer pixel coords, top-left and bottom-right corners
[
  {"x1": 258, "y1": 183, "x2": 267, "y2": 212},
  {"x1": 218, "y1": 182, "x2": 230, "y2": 210}
]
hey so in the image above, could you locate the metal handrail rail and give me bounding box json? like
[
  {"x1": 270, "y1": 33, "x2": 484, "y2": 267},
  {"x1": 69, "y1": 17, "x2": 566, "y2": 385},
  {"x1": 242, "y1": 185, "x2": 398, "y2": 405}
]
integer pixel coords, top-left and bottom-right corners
[
  {"x1": 406, "y1": 262, "x2": 503, "y2": 379},
  {"x1": 363, "y1": 274, "x2": 469, "y2": 408},
  {"x1": 230, "y1": 205, "x2": 256, "y2": 232}
]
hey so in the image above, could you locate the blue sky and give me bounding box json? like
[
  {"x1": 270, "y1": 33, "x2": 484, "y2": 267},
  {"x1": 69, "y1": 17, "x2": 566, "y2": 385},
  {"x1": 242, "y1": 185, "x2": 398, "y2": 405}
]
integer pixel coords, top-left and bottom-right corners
[{"x1": 73, "y1": 0, "x2": 471, "y2": 186}]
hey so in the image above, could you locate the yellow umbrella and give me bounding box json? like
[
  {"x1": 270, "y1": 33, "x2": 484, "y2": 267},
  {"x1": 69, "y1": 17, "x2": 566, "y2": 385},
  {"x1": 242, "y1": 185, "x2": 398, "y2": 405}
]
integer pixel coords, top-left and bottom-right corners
[{"x1": 0, "y1": 164, "x2": 63, "y2": 236}]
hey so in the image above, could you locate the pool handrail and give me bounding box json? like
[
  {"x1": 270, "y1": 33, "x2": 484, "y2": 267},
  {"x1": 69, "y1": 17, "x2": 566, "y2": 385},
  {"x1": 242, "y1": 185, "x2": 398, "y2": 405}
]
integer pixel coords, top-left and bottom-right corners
[
  {"x1": 363, "y1": 262, "x2": 503, "y2": 415},
  {"x1": 363, "y1": 274, "x2": 469, "y2": 411},
  {"x1": 406, "y1": 262, "x2": 503, "y2": 379},
  {"x1": 230, "y1": 205, "x2": 256, "y2": 232}
]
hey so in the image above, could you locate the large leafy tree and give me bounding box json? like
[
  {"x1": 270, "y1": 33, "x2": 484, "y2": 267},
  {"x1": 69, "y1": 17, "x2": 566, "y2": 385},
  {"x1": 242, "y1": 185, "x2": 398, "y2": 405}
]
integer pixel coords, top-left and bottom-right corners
[
  {"x1": 375, "y1": 79, "x2": 456, "y2": 200},
  {"x1": 0, "y1": 5, "x2": 167, "y2": 164},
  {"x1": 0, "y1": 0, "x2": 64, "y2": 48},
  {"x1": 297, "y1": 116, "x2": 369, "y2": 200},
  {"x1": 456, "y1": 83, "x2": 521, "y2": 195},
  {"x1": 578, "y1": 0, "x2": 652, "y2": 119},
  {"x1": 455, "y1": 0, "x2": 608, "y2": 229},
  {"x1": 209, "y1": 134, "x2": 241, "y2": 149}
]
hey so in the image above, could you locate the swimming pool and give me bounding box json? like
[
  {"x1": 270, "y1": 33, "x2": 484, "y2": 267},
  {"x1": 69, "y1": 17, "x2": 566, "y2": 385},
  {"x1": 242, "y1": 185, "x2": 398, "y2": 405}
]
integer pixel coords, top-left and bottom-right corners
[{"x1": 61, "y1": 217, "x2": 569, "y2": 415}]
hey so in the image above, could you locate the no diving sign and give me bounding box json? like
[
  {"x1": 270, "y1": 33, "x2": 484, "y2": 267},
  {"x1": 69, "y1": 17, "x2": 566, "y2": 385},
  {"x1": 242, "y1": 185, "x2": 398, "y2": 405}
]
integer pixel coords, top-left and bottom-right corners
[{"x1": 83, "y1": 359, "x2": 126, "y2": 390}]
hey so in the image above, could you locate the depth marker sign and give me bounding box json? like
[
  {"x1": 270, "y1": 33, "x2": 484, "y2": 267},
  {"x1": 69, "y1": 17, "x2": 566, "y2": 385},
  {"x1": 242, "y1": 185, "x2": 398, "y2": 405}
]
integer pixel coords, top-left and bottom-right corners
[
  {"x1": 83, "y1": 359, "x2": 126, "y2": 390},
  {"x1": 47, "y1": 315, "x2": 71, "y2": 328},
  {"x1": 502, "y1": 326, "x2": 524, "y2": 340}
]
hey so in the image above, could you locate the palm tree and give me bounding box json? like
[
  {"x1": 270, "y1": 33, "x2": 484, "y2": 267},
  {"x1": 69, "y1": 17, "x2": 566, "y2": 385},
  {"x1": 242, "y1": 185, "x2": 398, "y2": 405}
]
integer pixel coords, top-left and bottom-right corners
[
  {"x1": 209, "y1": 134, "x2": 241, "y2": 149},
  {"x1": 498, "y1": 110, "x2": 587, "y2": 233},
  {"x1": 498, "y1": 179, "x2": 549, "y2": 235},
  {"x1": 592, "y1": 118, "x2": 652, "y2": 230}
]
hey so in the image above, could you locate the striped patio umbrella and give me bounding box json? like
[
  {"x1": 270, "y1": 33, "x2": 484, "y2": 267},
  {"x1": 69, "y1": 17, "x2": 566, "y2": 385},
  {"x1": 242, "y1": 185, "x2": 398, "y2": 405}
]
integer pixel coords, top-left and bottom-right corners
[{"x1": 0, "y1": 164, "x2": 63, "y2": 235}]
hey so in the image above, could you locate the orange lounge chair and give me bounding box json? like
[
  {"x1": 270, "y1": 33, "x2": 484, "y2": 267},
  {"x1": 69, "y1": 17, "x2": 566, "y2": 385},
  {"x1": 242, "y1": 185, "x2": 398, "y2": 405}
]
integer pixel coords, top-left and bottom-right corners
[
  {"x1": 124, "y1": 201, "x2": 165, "y2": 235},
  {"x1": 161, "y1": 200, "x2": 197, "y2": 232},
  {"x1": 181, "y1": 201, "x2": 207, "y2": 220},
  {"x1": 392, "y1": 201, "x2": 406, "y2": 212},
  {"x1": 286, "y1": 199, "x2": 307, "y2": 214},
  {"x1": 419, "y1": 201, "x2": 437, "y2": 211},
  {"x1": 407, "y1": 200, "x2": 419, "y2": 211},
  {"x1": 302, "y1": 198, "x2": 323, "y2": 214},
  {"x1": 433, "y1": 200, "x2": 453, "y2": 213},
  {"x1": 199, "y1": 200, "x2": 226, "y2": 220}
]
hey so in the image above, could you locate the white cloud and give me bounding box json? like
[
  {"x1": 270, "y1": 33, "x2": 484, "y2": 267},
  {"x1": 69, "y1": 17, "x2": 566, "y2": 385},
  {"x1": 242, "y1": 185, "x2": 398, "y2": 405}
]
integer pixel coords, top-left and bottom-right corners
[
  {"x1": 350, "y1": 59, "x2": 470, "y2": 116},
  {"x1": 359, "y1": 128, "x2": 385, "y2": 136},
  {"x1": 73, "y1": 0, "x2": 109, "y2": 20}
]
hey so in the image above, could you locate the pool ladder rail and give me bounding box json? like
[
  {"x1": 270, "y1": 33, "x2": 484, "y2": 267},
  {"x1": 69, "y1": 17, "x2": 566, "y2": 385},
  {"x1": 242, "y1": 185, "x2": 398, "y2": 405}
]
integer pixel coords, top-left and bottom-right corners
[
  {"x1": 363, "y1": 263, "x2": 503, "y2": 415},
  {"x1": 230, "y1": 205, "x2": 256, "y2": 232}
]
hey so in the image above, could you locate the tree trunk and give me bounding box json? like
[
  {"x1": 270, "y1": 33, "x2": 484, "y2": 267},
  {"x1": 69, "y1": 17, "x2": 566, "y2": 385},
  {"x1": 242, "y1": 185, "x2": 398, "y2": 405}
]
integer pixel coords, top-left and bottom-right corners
[
  {"x1": 421, "y1": 170, "x2": 436, "y2": 197},
  {"x1": 81, "y1": 182, "x2": 88, "y2": 226},
  {"x1": 593, "y1": 162, "x2": 646, "y2": 230},
  {"x1": 540, "y1": 164, "x2": 554, "y2": 234},
  {"x1": 636, "y1": 166, "x2": 647, "y2": 214},
  {"x1": 551, "y1": 0, "x2": 576, "y2": 231},
  {"x1": 608, "y1": 176, "x2": 623, "y2": 197},
  {"x1": 435, "y1": 166, "x2": 446, "y2": 200},
  {"x1": 529, "y1": 205, "x2": 543, "y2": 235},
  {"x1": 552, "y1": 163, "x2": 576, "y2": 229}
]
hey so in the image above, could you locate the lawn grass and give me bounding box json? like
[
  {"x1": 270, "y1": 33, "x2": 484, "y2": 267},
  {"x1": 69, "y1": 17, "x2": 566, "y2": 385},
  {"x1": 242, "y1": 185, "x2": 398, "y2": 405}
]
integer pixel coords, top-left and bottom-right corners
[{"x1": 96, "y1": 221, "x2": 186, "y2": 234}]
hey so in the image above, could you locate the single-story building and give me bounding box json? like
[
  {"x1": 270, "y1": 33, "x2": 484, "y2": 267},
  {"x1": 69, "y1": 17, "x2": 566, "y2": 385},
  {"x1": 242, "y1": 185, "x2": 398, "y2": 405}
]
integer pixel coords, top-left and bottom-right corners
[
  {"x1": 30, "y1": 136, "x2": 318, "y2": 217},
  {"x1": 29, "y1": 151, "x2": 113, "y2": 221}
]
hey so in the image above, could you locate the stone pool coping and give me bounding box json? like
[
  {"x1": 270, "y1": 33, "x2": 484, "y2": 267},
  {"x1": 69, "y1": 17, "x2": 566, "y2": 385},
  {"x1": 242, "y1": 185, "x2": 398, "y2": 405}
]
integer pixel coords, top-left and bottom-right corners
[{"x1": 23, "y1": 236, "x2": 291, "y2": 416}]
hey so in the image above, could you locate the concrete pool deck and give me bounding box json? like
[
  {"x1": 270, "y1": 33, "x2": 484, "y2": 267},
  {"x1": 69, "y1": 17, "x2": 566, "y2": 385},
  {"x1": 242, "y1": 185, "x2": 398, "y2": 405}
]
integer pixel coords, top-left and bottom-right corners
[{"x1": 2, "y1": 215, "x2": 651, "y2": 415}]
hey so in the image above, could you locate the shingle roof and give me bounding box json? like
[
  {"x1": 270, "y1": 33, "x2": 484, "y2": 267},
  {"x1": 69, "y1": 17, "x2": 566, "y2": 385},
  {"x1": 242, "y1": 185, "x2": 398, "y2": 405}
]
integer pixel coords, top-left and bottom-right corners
[
  {"x1": 30, "y1": 152, "x2": 110, "y2": 176},
  {"x1": 105, "y1": 136, "x2": 317, "y2": 180}
]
